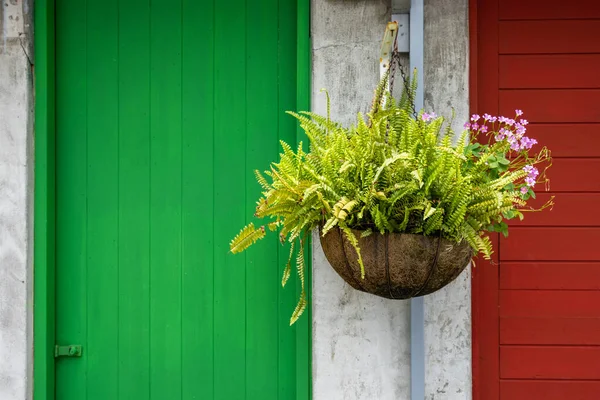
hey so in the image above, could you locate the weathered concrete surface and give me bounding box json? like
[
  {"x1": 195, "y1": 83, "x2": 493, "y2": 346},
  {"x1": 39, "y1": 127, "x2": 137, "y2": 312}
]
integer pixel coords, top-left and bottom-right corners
[
  {"x1": 0, "y1": 1, "x2": 33, "y2": 399},
  {"x1": 311, "y1": 2, "x2": 412, "y2": 399},
  {"x1": 423, "y1": 1, "x2": 471, "y2": 398},
  {"x1": 312, "y1": 0, "x2": 471, "y2": 399}
]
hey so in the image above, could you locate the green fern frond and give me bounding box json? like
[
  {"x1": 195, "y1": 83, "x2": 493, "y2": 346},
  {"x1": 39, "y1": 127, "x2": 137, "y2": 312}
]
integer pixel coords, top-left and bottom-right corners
[
  {"x1": 282, "y1": 240, "x2": 295, "y2": 288},
  {"x1": 290, "y1": 238, "x2": 307, "y2": 325},
  {"x1": 230, "y1": 223, "x2": 266, "y2": 254}
]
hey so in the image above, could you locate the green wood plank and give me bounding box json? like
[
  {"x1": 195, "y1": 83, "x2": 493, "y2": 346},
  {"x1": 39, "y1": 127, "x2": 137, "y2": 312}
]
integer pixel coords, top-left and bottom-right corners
[
  {"x1": 33, "y1": 0, "x2": 56, "y2": 398},
  {"x1": 149, "y1": 1, "x2": 183, "y2": 398},
  {"x1": 245, "y1": 0, "x2": 280, "y2": 398},
  {"x1": 55, "y1": 0, "x2": 87, "y2": 399},
  {"x1": 118, "y1": 0, "x2": 151, "y2": 398},
  {"x1": 181, "y1": 0, "x2": 215, "y2": 398},
  {"x1": 278, "y1": 0, "x2": 299, "y2": 398},
  {"x1": 213, "y1": 0, "x2": 247, "y2": 398},
  {"x1": 53, "y1": 2, "x2": 311, "y2": 399},
  {"x1": 86, "y1": 0, "x2": 119, "y2": 398},
  {"x1": 296, "y1": 2, "x2": 312, "y2": 399}
]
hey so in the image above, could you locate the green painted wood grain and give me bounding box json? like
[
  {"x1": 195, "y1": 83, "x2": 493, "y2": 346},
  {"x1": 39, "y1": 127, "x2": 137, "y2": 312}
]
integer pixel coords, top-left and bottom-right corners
[
  {"x1": 55, "y1": 0, "x2": 87, "y2": 398},
  {"x1": 149, "y1": 1, "x2": 184, "y2": 398},
  {"x1": 213, "y1": 0, "x2": 247, "y2": 398},
  {"x1": 86, "y1": 0, "x2": 120, "y2": 397},
  {"x1": 33, "y1": 0, "x2": 56, "y2": 397},
  {"x1": 118, "y1": 0, "x2": 151, "y2": 398},
  {"x1": 245, "y1": 0, "x2": 280, "y2": 398},
  {"x1": 278, "y1": 0, "x2": 299, "y2": 398},
  {"x1": 53, "y1": 1, "x2": 310, "y2": 399},
  {"x1": 181, "y1": 0, "x2": 215, "y2": 398}
]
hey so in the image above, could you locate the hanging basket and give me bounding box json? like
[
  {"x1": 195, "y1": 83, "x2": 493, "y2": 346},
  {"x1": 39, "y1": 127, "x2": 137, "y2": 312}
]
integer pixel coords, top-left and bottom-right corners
[{"x1": 320, "y1": 227, "x2": 472, "y2": 299}]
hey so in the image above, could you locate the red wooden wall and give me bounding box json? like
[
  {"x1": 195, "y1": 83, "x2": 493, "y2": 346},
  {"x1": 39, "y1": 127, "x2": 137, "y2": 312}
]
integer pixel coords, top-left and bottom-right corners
[{"x1": 472, "y1": 1, "x2": 600, "y2": 399}]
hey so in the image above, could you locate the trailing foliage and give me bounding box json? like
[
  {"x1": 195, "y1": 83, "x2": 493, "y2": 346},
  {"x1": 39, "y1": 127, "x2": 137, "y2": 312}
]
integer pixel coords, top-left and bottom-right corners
[{"x1": 230, "y1": 70, "x2": 553, "y2": 324}]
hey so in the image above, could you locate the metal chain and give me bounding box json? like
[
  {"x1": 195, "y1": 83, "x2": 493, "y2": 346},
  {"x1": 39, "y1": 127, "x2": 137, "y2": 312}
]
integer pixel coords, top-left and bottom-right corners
[{"x1": 388, "y1": 50, "x2": 418, "y2": 118}]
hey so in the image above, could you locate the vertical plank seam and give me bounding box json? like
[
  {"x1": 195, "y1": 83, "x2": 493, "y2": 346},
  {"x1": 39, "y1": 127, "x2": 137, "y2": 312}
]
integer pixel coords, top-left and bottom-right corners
[
  {"x1": 276, "y1": 0, "x2": 281, "y2": 395},
  {"x1": 496, "y1": 0, "x2": 501, "y2": 395},
  {"x1": 147, "y1": 0, "x2": 152, "y2": 396},
  {"x1": 116, "y1": 1, "x2": 121, "y2": 397},
  {"x1": 179, "y1": 0, "x2": 184, "y2": 397},
  {"x1": 211, "y1": 0, "x2": 217, "y2": 394},
  {"x1": 179, "y1": 0, "x2": 184, "y2": 396},
  {"x1": 244, "y1": 0, "x2": 249, "y2": 397},
  {"x1": 84, "y1": 0, "x2": 90, "y2": 397}
]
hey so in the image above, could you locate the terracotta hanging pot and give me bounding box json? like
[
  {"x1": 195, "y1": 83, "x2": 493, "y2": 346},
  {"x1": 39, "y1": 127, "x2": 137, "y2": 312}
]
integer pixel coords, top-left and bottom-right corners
[{"x1": 320, "y1": 227, "x2": 472, "y2": 299}]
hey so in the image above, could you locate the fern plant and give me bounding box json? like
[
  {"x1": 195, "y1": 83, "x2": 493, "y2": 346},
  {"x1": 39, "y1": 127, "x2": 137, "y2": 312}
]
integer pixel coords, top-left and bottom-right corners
[{"x1": 230, "y1": 71, "x2": 552, "y2": 324}]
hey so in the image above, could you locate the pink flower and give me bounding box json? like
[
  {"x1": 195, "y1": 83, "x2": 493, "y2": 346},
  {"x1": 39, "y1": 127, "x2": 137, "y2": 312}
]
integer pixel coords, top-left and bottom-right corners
[
  {"x1": 483, "y1": 113, "x2": 492, "y2": 121},
  {"x1": 480, "y1": 125, "x2": 488, "y2": 133},
  {"x1": 472, "y1": 123, "x2": 479, "y2": 131},
  {"x1": 471, "y1": 114, "x2": 480, "y2": 122},
  {"x1": 421, "y1": 112, "x2": 435, "y2": 122},
  {"x1": 519, "y1": 119, "x2": 529, "y2": 126},
  {"x1": 489, "y1": 116, "x2": 498, "y2": 123},
  {"x1": 520, "y1": 186, "x2": 528, "y2": 194},
  {"x1": 520, "y1": 137, "x2": 537, "y2": 150},
  {"x1": 525, "y1": 177, "x2": 536, "y2": 187},
  {"x1": 515, "y1": 109, "x2": 523, "y2": 117},
  {"x1": 495, "y1": 127, "x2": 509, "y2": 141},
  {"x1": 524, "y1": 165, "x2": 539, "y2": 178},
  {"x1": 464, "y1": 122, "x2": 471, "y2": 129}
]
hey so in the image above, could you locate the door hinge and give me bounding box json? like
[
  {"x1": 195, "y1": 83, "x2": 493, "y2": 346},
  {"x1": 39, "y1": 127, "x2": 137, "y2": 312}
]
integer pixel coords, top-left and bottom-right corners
[{"x1": 55, "y1": 345, "x2": 83, "y2": 358}]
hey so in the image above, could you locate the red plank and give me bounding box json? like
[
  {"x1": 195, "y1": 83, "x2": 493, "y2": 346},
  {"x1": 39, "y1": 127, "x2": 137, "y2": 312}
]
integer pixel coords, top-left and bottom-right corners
[
  {"x1": 500, "y1": 55, "x2": 600, "y2": 89},
  {"x1": 544, "y1": 159, "x2": 600, "y2": 192},
  {"x1": 500, "y1": 0, "x2": 600, "y2": 20},
  {"x1": 500, "y1": 290, "x2": 600, "y2": 318},
  {"x1": 499, "y1": 20, "x2": 600, "y2": 54},
  {"x1": 500, "y1": 262, "x2": 600, "y2": 290},
  {"x1": 501, "y1": 346, "x2": 600, "y2": 379},
  {"x1": 510, "y1": 194, "x2": 600, "y2": 227},
  {"x1": 500, "y1": 89, "x2": 600, "y2": 123},
  {"x1": 501, "y1": 317, "x2": 600, "y2": 345},
  {"x1": 522, "y1": 124, "x2": 600, "y2": 158},
  {"x1": 501, "y1": 228, "x2": 600, "y2": 261},
  {"x1": 472, "y1": 0, "x2": 500, "y2": 399},
  {"x1": 501, "y1": 380, "x2": 600, "y2": 400}
]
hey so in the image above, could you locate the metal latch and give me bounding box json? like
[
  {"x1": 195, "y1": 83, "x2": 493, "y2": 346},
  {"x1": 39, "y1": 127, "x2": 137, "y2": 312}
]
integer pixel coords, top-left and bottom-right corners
[{"x1": 55, "y1": 345, "x2": 83, "y2": 358}]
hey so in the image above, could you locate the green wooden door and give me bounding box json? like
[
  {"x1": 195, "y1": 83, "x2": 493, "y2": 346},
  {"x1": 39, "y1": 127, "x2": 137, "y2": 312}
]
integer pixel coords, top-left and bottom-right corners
[{"x1": 53, "y1": 1, "x2": 310, "y2": 399}]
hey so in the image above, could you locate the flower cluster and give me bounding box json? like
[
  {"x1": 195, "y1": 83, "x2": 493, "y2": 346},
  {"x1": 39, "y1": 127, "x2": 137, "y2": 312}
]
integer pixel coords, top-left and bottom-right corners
[
  {"x1": 462, "y1": 109, "x2": 550, "y2": 200},
  {"x1": 522, "y1": 165, "x2": 539, "y2": 190},
  {"x1": 466, "y1": 111, "x2": 537, "y2": 152}
]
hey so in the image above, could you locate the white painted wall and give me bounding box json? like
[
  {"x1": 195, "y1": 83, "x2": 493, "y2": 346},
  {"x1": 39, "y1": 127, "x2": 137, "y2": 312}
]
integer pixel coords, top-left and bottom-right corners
[
  {"x1": 0, "y1": 1, "x2": 33, "y2": 399},
  {"x1": 311, "y1": 1, "x2": 470, "y2": 399},
  {"x1": 311, "y1": 2, "x2": 411, "y2": 399},
  {"x1": 423, "y1": 2, "x2": 471, "y2": 398}
]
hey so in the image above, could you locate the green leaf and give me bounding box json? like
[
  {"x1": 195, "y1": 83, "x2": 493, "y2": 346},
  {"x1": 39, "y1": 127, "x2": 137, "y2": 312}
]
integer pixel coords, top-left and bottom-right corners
[
  {"x1": 423, "y1": 205, "x2": 436, "y2": 220},
  {"x1": 230, "y1": 223, "x2": 266, "y2": 253},
  {"x1": 360, "y1": 229, "x2": 373, "y2": 238}
]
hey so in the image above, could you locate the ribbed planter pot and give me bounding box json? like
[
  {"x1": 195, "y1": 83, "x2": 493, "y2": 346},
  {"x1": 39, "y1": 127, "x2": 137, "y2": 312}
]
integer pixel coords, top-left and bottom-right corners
[{"x1": 320, "y1": 227, "x2": 472, "y2": 299}]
